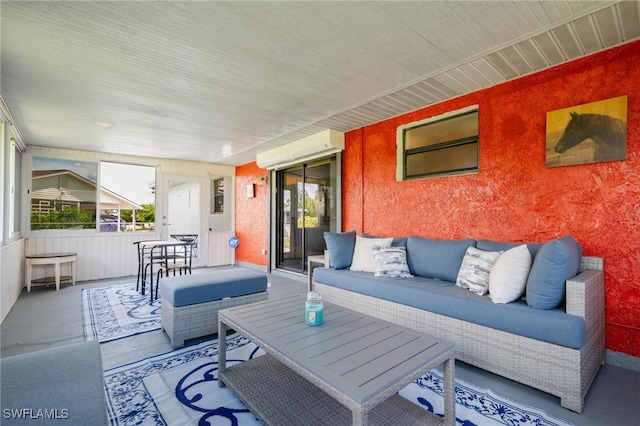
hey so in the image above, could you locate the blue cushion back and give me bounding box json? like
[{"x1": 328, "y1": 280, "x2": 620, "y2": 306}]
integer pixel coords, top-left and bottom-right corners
[
  {"x1": 406, "y1": 236, "x2": 476, "y2": 282},
  {"x1": 477, "y1": 239, "x2": 542, "y2": 259},
  {"x1": 323, "y1": 230, "x2": 356, "y2": 269},
  {"x1": 526, "y1": 235, "x2": 582, "y2": 309}
]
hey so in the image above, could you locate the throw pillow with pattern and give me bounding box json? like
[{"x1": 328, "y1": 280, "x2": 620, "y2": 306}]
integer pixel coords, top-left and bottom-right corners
[
  {"x1": 456, "y1": 246, "x2": 502, "y2": 295},
  {"x1": 373, "y1": 246, "x2": 413, "y2": 278}
]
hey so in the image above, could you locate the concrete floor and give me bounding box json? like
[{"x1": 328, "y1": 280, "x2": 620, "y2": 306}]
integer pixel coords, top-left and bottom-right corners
[{"x1": 2, "y1": 266, "x2": 639, "y2": 425}]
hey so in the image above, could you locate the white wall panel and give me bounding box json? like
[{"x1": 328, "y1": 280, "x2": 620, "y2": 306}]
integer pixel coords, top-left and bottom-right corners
[
  {"x1": 1, "y1": 238, "x2": 25, "y2": 322},
  {"x1": 207, "y1": 231, "x2": 235, "y2": 266},
  {"x1": 25, "y1": 232, "x2": 163, "y2": 282}
]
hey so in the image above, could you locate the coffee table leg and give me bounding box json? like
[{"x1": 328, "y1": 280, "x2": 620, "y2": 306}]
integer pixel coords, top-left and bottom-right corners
[
  {"x1": 443, "y1": 357, "x2": 456, "y2": 426},
  {"x1": 218, "y1": 320, "x2": 227, "y2": 387},
  {"x1": 352, "y1": 409, "x2": 368, "y2": 426}
]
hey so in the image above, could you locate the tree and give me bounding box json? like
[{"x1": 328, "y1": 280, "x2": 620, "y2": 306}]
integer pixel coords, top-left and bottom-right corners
[
  {"x1": 297, "y1": 187, "x2": 318, "y2": 228},
  {"x1": 135, "y1": 203, "x2": 155, "y2": 223}
]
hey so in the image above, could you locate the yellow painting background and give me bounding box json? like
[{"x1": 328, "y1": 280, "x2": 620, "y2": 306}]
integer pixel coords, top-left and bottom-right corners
[{"x1": 546, "y1": 95, "x2": 627, "y2": 167}]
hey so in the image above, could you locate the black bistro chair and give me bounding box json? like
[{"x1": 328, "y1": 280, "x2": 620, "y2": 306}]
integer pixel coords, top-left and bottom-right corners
[
  {"x1": 154, "y1": 242, "x2": 194, "y2": 300},
  {"x1": 171, "y1": 234, "x2": 198, "y2": 258},
  {"x1": 134, "y1": 240, "x2": 165, "y2": 294}
]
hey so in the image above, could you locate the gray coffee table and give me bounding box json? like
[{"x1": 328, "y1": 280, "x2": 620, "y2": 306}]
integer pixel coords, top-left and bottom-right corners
[{"x1": 218, "y1": 294, "x2": 455, "y2": 426}]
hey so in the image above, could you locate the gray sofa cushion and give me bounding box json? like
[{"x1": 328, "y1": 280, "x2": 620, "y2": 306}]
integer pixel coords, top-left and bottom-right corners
[
  {"x1": 323, "y1": 230, "x2": 356, "y2": 269},
  {"x1": 406, "y1": 236, "x2": 476, "y2": 282},
  {"x1": 0, "y1": 341, "x2": 108, "y2": 425},
  {"x1": 526, "y1": 235, "x2": 582, "y2": 310},
  {"x1": 314, "y1": 267, "x2": 586, "y2": 349}
]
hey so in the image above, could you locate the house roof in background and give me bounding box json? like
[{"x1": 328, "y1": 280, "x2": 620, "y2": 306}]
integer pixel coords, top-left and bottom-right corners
[
  {"x1": 2, "y1": 1, "x2": 639, "y2": 166},
  {"x1": 32, "y1": 169, "x2": 143, "y2": 210}
]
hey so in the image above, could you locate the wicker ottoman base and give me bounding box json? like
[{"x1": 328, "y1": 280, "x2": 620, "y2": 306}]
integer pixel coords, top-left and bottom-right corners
[{"x1": 161, "y1": 291, "x2": 268, "y2": 348}]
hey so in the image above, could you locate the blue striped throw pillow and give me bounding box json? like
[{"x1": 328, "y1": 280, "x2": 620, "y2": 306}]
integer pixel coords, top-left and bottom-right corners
[{"x1": 372, "y1": 246, "x2": 413, "y2": 278}]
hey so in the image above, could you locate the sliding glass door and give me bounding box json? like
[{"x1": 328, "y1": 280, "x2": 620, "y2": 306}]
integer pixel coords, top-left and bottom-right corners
[{"x1": 275, "y1": 157, "x2": 338, "y2": 274}]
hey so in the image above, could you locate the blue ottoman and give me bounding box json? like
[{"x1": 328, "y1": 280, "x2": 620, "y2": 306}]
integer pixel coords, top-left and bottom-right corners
[{"x1": 159, "y1": 268, "x2": 268, "y2": 348}]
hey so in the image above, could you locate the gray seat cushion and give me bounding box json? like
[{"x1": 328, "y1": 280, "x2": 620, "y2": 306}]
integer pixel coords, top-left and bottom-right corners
[
  {"x1": 314, "y1": 267, "x2": 586, "y2": 349},
  {"x1": 159, "y1": 269, "x2": 268, "y2": 307},
  {"x1": 0, "y1": 341, "x2": 108, "y2": 425}
]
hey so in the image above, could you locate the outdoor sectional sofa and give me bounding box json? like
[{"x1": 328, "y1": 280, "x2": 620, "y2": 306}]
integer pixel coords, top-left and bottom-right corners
[{"x1": 312, "y1": 232, "x2": 605, "y2": 413}]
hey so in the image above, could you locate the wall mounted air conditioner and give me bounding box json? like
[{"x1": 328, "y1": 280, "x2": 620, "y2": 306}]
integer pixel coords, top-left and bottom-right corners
[{"x1": 256, "y1": 129, "x2": 344, "y2": 170}]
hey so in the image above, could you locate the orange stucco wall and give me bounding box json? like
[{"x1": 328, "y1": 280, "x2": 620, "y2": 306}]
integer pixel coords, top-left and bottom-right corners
[
  {"x1": 234, "y1": 162, "x2": 269, "y2": 266},
  {"x1": 236, "y1": 41, "x2": 640, "y2": 357}
]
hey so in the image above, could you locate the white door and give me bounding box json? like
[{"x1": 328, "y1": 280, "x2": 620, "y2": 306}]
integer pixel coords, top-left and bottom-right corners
[{"x1": 163, "y1": 175, "x2": 206, "y2": 267}]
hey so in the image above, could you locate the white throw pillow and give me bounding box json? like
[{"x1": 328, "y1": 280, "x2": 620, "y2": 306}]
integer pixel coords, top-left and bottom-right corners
[
  {"x1": 350, "y1": 236, "x2": 393, "y2": 273},
  {"x1": 456, "y1": 246, "x2": 502, "y2": 295},
  {"x1": 489, "y1": 244, "x2": 532, "y2": 304}
]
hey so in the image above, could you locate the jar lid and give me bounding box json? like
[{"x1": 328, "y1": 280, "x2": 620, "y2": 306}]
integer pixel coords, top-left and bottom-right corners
[{"x1": 307, "y1": 291, "x2": 322, "y2": 301}]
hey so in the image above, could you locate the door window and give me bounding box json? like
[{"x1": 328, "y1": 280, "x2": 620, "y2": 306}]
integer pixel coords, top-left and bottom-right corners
[{"x1": 275, "y1": 157, "x2": 338, "y2": 274}]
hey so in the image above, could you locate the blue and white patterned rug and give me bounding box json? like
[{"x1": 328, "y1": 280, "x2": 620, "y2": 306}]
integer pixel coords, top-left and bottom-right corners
[
  {"x1": 104, "y1": 334, "x2": 575, "y2": 426},
  {"x1": 82, "y1": 283, "x2": 161, "y2": 342}
]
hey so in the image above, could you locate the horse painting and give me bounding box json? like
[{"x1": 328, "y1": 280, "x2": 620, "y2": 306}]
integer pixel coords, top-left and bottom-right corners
[{"x1": 554, "y1": 112, "x2": 626, "y2": 163}]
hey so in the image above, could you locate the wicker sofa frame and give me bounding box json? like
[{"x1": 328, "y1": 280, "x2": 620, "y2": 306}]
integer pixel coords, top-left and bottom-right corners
[
  {"x1": 313, "y1": 256, "x2": 605, "y2": 413},
  {"x1": 161, "y1": 291, "x2": 268, "y2": 348}
]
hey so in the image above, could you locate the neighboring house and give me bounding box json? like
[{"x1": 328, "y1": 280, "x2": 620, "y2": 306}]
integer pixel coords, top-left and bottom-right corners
[
  {"x1": 31, "y1": 170, "x2": 96, "y2": 213},
  {"x1": 99, "y1": 186, "x2": 144, "y2": 217},
  {"x1": 31, "y1": 169, "x2": 143, "y2": 229}
]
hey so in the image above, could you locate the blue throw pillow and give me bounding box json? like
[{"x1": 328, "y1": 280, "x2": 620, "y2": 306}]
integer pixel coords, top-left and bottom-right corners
[
  {"x1": 526, "y1": 235, "x2": 582, "y2": 310},
  {"x1": 406, "y1": 236, "x2": 476, "y2": 282},
  {"x1": 323, "y1": 230, "x2": 356, "y2": 269}
]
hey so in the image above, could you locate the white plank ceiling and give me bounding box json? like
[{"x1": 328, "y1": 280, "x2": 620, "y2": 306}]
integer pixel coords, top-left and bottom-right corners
[{"x1": 1, "y1": 1, "x2": 639, "y2": 166}]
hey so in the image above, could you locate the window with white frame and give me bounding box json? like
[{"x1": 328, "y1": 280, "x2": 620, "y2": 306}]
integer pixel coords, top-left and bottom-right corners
[
  {"x1": 11, "y1": 138, "x2": 21, "y2": 236},
  {"x1": 1, "y1": 113, "x2": 24, "y2": 243},
  {"x1": 397, "y1": 106, "x2": 479, "y2": 180},
  {"x1": 30, "y1": 156, "x2": 98, "y2": 230},
  {"x1": 99, "y1": 162, "x2": 155, "y2": 232},
  {"x1": 1, "y1": 120, "x2": 5, "y2": 241},
  {"x1": 28, "y1": 156, "x2": 156, "y2": 233}
]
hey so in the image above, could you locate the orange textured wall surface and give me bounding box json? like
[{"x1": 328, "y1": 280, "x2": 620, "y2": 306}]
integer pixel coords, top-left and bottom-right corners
[
  {"x1": 234, "y1": 162, "x2": 269, "y2": 266},
  {"x1": 236, "y1": 41, "x2": 640, "y2": 357},
  {"x1": 343, "y1": 41, "x2": 640, "y2": 357}
]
